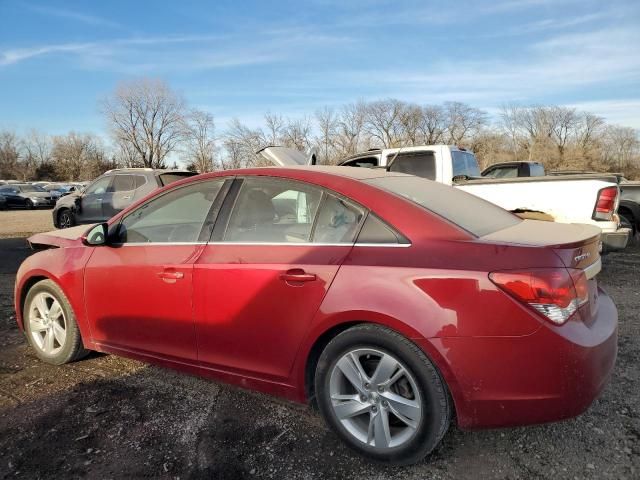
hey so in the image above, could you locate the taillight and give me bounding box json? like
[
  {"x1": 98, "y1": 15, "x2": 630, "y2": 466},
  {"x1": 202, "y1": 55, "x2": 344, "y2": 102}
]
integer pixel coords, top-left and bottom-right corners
[
  {"x1": 593, "y1": 186, "x2": 618, "y2": 221},
  {"x1": 489, "y1": 268, "x2": 589, "y2": 325}
]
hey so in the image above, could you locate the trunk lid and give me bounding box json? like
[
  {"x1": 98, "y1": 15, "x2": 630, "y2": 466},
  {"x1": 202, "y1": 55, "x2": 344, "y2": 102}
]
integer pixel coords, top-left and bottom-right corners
[{"x1": 483, "y1": 219, "x2": 602, "y2": 324}]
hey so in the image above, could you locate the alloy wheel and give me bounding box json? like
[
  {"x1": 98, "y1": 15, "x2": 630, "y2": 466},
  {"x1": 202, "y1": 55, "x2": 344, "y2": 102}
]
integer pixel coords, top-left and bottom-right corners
[
  {"x1": 329, "y1": 348, "x2": 422, "y2": 450},
  {"x1": 60, "y1": 211, "x2": 72, "y2": 228},
  {"x1": 28, "y1": 292, "x2": 67, "y2": 355}
]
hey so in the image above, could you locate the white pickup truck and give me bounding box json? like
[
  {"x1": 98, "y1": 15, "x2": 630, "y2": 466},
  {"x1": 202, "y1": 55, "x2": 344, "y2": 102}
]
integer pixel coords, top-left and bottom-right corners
[{"x1": 259, "y1": 145, "x2": 630, "y2": 252}]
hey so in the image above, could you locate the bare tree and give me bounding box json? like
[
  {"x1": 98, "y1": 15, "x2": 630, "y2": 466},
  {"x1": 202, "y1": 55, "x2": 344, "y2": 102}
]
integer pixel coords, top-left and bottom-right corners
[
  {"x1": 183, "y1": 109, "x2": 216, "y2": 172},
  {"x1": 444, "y1": 101, "x2": 487, "y2": 144},
  {"x1": 315, "y1": 107, "x2": 338, "y2": 164},
  {"x1": 282, "y1": 117, "x2": 312, "y2": 151},
  {"x1": 0, "y1": 131, "x2": 21, "y2": 179},
  {"x1": 264, "y1": 112, "x2": 285, "y2": 145},
  {"x1": 550, "y1": 106, "x2": 579, "y2": 161},
  {"x1": 224, "y1": 118, "x2": 265, "y2": 167},
  {"x1": 420, "y1": 105, "x2": 446, "y2": 144},
  {"x1": 102, "y1": 78, "x2": 186, "y2": 169},
  {"x1": 335, "y1": 102, "x2": 366, "y2": 156},
  {"x1": 51, "y1": 133, "x2": 109, "y2": 181},
  {"x1": 364, "y1": 99, "x2": 405, "y2": 148}
]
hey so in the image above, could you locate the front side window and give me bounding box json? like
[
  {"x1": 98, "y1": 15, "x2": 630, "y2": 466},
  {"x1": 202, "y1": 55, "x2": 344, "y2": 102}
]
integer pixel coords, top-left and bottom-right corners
[
  {"x1": 85, "y1": 176, "x2": 112, "y2": 195},
  {"x1": 484, "y1": 166, "x2": 518, "y2": 178},
  {"x1": 224, "y1": 177, "x2": 322, "y2": 243},
  {"x1": 117, "y1": 180, "x2": 224, "y2": 243},
  {"x1": 451, "y1": 151, "x2": 481, "y2": 178}
]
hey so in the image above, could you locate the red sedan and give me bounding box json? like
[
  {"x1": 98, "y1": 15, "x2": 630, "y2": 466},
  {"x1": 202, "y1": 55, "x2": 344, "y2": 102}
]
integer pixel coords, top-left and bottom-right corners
[{"x1": 14, "y1": 166, "x2": 617, "y2": 465}]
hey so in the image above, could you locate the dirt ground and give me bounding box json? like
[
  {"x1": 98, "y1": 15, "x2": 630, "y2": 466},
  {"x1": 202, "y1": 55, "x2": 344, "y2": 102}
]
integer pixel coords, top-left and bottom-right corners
[{"x1": 0, "y1": 211, "x2": 638, "y2": 479}]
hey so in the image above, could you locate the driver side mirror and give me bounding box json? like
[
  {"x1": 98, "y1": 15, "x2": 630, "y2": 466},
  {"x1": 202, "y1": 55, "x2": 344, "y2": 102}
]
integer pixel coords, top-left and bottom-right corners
[{"x1": 82, "y1": 223, "x2": 109, "y2": 246}]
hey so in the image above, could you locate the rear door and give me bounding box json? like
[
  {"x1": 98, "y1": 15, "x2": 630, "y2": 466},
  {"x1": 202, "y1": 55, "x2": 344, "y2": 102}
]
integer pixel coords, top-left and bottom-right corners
[{"x1": 193, "y1": 176, "x2": 365, "y2": 380}]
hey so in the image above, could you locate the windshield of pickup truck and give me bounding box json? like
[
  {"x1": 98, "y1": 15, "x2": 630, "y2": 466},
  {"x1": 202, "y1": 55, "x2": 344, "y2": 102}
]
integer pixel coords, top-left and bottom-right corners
[
  {"x1": 452, "y1": 150, "x2": 481, "y2": 178},
  {"x1": 367, "y1": 175, "x2": 521, "y2": 236}
]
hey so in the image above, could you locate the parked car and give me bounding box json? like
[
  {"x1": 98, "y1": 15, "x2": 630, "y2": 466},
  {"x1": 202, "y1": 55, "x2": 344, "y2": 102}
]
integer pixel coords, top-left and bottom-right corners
[
  {"x1": 326, "y1": 146, "x2": 629, "y2": 252},
  {"x1": 481, "y1": 161, "x2": 545, "y2": 178},
  {"x1": 52, "y1": 168, "x2": 196, "y2": 228},
  {"x1": 0, "y1": 194, "x2": 6, "y2": 209},
  {"x1": 42, "y1": 183, "x2": 81, "y2": 200},
  {"x1": 485, "y1": 162, "x2": 640, "y2": 241},
  {"x1": 0, "y1": 183, "x2": 57, "y2": 209},
  {"x1": 16, "y1": 166, "x2": 617, "y2": 465}
]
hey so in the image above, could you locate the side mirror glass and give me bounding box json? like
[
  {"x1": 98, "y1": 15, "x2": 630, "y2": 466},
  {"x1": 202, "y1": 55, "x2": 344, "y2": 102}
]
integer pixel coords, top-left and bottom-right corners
[{"x1": 82, "y1": 223, "x2": 109, "y2": 246}]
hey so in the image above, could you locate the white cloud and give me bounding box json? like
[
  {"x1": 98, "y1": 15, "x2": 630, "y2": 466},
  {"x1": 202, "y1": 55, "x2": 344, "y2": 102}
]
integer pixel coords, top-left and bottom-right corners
[
  {"x1": 24, "y1": 3, "x2": 122, "y2": 29},
  {"x1": 564, "y1": 99, "x2": 640, "y2": 129}
]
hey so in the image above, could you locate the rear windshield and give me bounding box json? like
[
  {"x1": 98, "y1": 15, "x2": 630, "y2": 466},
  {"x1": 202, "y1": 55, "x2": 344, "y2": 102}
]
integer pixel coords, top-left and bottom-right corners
[
  {"x1": 366, "y1": 176, "x2": 521, "y2": 237},
  {"x1": 388, "y1": 151, "x2": 437, "y2": 180},
  {"x1": 158, "y1": 172, "x2": 197, "y2": 186}
]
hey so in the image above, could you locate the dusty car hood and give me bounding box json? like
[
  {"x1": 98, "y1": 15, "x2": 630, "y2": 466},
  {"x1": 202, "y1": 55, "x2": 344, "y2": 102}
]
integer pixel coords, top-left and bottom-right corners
[
  {"x1": 28, "y1": 224, "x2": 94, "y2": 249},
  {"x1": 257, "y1": 146, "x2": 317, "y2": 166}
]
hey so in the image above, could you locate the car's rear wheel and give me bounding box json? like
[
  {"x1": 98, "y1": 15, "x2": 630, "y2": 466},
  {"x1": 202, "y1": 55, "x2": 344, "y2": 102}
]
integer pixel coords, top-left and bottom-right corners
[
  {"x1": 315, "y1": 324, "x2": 451, "y2": 465},
  {"x1": 24, "y1": 279, "x2": 89, "y2": 365},
  {"x1": 58, "y1": 209, "x2": 75, "y2": 229}
]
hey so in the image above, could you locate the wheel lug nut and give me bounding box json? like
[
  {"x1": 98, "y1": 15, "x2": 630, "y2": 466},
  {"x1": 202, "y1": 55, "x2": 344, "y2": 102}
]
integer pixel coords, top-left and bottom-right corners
[
  {"x1": 360, "y1": 394, "x2": 367, "y2": 402},
  {"x1": 377, "y1": 386, "x2": 384, "y2": 393},
  {"x1": 371, "y1": 406, "x2": 377, "y2": 412},
  {"x1": 364, "y1": 383, "x2": 370, "y2": 390},
  {"x1": 382, "y1": 400, "x2": 388, "y2": 407}
]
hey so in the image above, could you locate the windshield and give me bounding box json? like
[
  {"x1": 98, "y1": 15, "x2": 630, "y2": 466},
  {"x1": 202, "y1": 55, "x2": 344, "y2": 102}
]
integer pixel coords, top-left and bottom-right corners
[
  {"x1": 451, "y1": 151, "x2": 481, "y2": 178},
  {"x1": 366, "y1": 175, "x2": 521, "y2": 237}
]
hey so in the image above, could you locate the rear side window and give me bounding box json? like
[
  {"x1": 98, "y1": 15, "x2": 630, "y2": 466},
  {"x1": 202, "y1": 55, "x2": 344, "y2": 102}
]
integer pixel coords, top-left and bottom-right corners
[
  {"x1": 224, "y1": 177, "x2": 322, "y2": 243},
  {"x1": 111, "y1": 174, "x2": 136, "y2": 192},
  {"x1": 366, "y1": 176, "x2": 521, "y2": 237},
  {"x1": 357, "y1": 214, "x2": 407, "y2": 244},
  {"x1": 451, "y1": 151, "x2": 481, "y2": 178},
  {"x1": 388, "y1": 152, "x2": 436, "y2": 180},
  {"x1": 312, "y1": 194, "x2": 364, "y2": 243}
]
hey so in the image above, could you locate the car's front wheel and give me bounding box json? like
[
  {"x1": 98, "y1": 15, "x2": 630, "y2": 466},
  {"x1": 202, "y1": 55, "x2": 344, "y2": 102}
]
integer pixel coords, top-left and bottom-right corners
[
  {"x1": 25, "y1": 199, "x2": 34, "y2": 210},
  {"x1": 23, "y1": 279, "x2": 89, "y2": 365},
  {"x1": 315, "y1": 324, "x2": 451, "y2": 465},
  {"x1": 57, "y1": 209, "x2": 75, "y2": 229}
]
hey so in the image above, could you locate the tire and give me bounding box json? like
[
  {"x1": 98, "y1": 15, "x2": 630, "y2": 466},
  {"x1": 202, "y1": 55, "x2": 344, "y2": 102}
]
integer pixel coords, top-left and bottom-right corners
[
  {"x1": 25, "y1": 199, "x2": 34, "y2": 210},
  {"x1": 57, "y1": 209, "x2": 75, "y2": 229},
  {"x1": 23, "y1": 279, "x2": 89, "y2": 365},
  {"x1": 315, "y1": 324, "x2": 451, "y2": 465},
  {"x1": 619, "y1": 213, "x2": 637, "y2": 245}
]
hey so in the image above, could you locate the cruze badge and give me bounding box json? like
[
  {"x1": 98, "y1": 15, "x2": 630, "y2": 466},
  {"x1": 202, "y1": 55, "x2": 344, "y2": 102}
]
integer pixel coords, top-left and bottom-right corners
[{"x1": 574, "y1": 252, "x2": 591, "y2": 262}]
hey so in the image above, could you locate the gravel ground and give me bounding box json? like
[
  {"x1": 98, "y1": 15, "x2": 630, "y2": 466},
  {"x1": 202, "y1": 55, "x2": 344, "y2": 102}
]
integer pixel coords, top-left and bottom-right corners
[
  {"x1": 0, "y1": 211, "x2": 638, "y2": 479},
  {"x1": 0, "y1": 209, "x2": 54, "y2": 238}
]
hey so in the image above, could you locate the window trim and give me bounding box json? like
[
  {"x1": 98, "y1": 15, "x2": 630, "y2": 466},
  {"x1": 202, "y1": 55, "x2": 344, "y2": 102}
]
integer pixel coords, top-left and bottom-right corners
[{"x1": 109, "y1": 177, "x2": 232, "y2": 245}]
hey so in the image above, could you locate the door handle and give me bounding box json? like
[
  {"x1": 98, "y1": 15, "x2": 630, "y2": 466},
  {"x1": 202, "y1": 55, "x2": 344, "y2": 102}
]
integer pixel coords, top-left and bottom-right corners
[
  {"x1": 158, "y1": 270, "x2": 185, "y2": 283},
  {"x1": 280, "y1": 269, "x2": 317, "y2": 284}
]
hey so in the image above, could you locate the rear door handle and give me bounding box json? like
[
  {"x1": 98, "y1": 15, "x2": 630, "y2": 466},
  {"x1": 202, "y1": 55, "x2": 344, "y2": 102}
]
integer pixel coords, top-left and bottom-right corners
[
  {"x1": 280, "y1": 269, "x2": 317, "y2": 283},
  {"x1": 158, "y1": 269, "x2": 185, "y2": 283}
]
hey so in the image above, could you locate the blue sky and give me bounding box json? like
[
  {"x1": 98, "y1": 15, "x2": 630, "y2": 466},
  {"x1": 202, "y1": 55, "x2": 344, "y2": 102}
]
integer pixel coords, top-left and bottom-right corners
[{"x1": 1, "y1": 0, "x2": 639, "y2": 136}]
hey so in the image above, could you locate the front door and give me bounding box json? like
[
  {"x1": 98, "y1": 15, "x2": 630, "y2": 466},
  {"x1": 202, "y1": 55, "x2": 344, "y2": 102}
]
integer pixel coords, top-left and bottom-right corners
[
  {"x1": 84, "y1": 179, "x2": 227, "y2": 362},
  {"x1": 77, "y1": 176, "x2": 112, "y2": 223},
  {"x1": 194, "y1": 176, "x2": 365, "y2": 381}
]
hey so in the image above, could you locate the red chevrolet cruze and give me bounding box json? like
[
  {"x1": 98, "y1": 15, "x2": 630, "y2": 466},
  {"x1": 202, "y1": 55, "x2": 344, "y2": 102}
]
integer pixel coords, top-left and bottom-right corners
[{"x1": 14, "y1": 166, "x2": 617, "y2": 464}]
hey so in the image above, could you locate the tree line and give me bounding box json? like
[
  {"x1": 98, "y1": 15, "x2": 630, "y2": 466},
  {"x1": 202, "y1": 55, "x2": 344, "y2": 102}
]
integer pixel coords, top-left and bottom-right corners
[{"x1": 1, "y1": 78, "x2": 639, "y2": 181}]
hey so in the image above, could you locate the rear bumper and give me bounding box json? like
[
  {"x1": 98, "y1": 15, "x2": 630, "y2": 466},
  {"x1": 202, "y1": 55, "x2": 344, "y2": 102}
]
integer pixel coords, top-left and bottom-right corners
[
  {"x1": 424, "y1": 288, "x2": 618, "y2": 429},
  {"x1": 601, "y1": 228, "x2": 630, "y2": 252}
]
